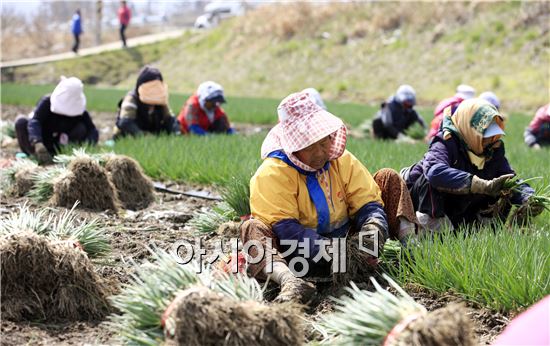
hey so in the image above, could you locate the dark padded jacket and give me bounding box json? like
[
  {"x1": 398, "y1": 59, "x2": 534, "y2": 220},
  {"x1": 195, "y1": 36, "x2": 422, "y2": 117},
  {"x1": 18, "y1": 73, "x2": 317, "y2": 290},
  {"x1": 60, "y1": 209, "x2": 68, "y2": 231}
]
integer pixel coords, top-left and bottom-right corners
[
  {"x1": 406, "y1": 131, "x2": 533, "y2": 205},
  {"x1": 374, "y1": 97, "x2": 425, "y2": 139},
  {"x1": 29, "y1": 95, "x2": 98, "y2": 153}
]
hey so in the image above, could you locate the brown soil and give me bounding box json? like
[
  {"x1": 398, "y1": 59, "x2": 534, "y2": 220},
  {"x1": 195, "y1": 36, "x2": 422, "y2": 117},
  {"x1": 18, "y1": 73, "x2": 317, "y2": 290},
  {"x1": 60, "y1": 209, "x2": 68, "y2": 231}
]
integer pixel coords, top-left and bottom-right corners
[{"x1": 404, "y1": 285, "x2": 510, "y2": 345}]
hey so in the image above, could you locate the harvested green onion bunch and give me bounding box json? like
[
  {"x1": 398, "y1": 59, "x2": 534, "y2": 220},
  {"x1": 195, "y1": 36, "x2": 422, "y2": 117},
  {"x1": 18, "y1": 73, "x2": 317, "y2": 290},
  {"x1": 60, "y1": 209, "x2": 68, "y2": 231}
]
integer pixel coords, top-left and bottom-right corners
[
  {"x1": 26, "y1": 166, "x2": 68, "y2": 202},
  {"x1": 315, "y1": 274, "x2": 476, "y2": 346},
  {"x1": 0, "y1": 202, "x2": 110, "y2": 258},
  {"x1": 405, "y1": 123, "x2": 426, "y2": 141},
  {"x1": 0, "y1": 158, "x2": 39, "y2": 196},
  {"x1": 54, "y1": 147, "x2": 113, "y2": 166},
  {"x1": 498, "y1": 177, "x2": 550, "y2": 226},
  {"x1": 220, "y1": 174, "x2": 252, "y2": 218},
  {"x1": 109, "y1": 248, "x2": 303, "y2": 346},
  {"x1": 188, "y1": 202, "x2": 239, "y2": 234},
  {"x1": 380, "y1": 239, "x2": 402, "y2": 268}
]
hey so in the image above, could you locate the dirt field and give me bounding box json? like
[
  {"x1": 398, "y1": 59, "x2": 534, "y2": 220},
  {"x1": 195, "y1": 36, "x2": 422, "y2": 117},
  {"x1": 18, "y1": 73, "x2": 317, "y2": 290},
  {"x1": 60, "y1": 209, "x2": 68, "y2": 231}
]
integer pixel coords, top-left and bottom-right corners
[
  {"x1": 0, "y1": 104, "x2": 510, "y2": 345},
  {"x1": 0, "y1": 189, "x2": 510, "y2": 345}
]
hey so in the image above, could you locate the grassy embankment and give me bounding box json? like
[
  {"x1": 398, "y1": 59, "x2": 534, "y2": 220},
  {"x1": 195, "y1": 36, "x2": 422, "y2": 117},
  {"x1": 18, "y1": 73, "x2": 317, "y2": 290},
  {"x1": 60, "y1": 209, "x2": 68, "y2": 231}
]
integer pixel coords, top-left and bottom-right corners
[{"x1": 3, "y1": 2, "x2": 548, "y2": 110}]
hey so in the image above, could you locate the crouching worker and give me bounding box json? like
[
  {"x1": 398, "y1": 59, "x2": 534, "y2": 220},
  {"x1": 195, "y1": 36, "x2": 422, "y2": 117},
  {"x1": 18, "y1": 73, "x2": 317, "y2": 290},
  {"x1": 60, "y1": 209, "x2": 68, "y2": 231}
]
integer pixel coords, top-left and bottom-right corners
[
  {"x1": 178, "y1": 81, "x2": 234, "y2": 135},
  {"x1": 114, "y1": 66, "x2": 179, "y2": 138},
  {"x1": 371, "y1": 84, "x2": 425, "y2": 142},
  {"x1": 241, "y1": 92, "x2": 418, "y2": 303},
  {"x1": 524, "y1": 103, "x2": 550, "y2": 150},
  {"x1": 426, "y1": 84, "x2": 475, "y2": 142},
  {"x1": 402, "y1": 99, "x2": 542, "y2": 232},
  {"x1": 15, "y1": 76, "x2": 98, "y2": 164}
]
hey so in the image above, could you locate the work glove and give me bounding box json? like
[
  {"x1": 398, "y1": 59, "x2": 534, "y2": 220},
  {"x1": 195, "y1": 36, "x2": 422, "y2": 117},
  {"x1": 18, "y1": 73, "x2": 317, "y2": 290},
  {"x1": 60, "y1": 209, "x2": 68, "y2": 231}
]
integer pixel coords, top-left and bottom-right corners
[
  {"x1": 34, "y1": 142, "x2": 53, "y2": 165},
  {"x1": 470, "y1": 174, "x2": 514, "y2": 197},
  {"x1": 359, "y1": 222, "x2": 386, "y2": 257}
]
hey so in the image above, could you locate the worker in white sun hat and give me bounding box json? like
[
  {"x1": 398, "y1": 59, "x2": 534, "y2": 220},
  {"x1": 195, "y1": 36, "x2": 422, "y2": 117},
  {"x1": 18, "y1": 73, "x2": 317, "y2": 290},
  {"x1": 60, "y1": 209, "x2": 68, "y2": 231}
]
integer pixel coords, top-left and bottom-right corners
[
  {"x1": 427, "y1": 84, "x2": 477, "y2": 142},
  {"x1": 14, "y1": 76, "x2": 98, "y2": 164},
  {"x1": 479, "y1": 91, "x2": 501, "y2": 110},
  {"x1": 371, "y1": 84, "x2": 425, "y2": 142}
]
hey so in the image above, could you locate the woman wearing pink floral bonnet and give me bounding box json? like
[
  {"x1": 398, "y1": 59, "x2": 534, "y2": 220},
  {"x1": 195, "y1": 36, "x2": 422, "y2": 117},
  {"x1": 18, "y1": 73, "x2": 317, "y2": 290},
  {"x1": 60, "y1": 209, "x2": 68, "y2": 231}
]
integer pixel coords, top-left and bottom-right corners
[{"x1": 241, "y1": 91, "x2": 419, "y2": 303}]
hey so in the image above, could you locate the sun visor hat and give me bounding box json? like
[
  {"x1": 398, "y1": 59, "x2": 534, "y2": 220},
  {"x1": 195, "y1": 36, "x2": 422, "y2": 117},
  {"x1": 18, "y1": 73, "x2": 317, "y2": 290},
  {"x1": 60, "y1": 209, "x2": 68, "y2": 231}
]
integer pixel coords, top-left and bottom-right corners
[
  {"x1": 206, "y1": 90, "x2": 226, "y2": 104},
  {"x1": 483, "y1": 121, "x2": 505, "y2": 138}
]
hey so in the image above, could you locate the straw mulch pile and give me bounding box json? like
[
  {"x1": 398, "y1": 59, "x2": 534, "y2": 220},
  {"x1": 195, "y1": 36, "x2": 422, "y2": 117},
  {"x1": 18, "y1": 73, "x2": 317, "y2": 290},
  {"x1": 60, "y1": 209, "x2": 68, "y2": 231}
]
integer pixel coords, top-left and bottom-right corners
[
  {"x1": 13, "y1": 167, "x2": 40, "y2": 196},
  {"x1": 50, "y1": 157, "x2": 120, "y2": 211},
  {"x1": 163, "y1": 286, "x2": 303, "y2": 346},
  {"x1": 104, "y1": 155, "x2": 155, "y2": 210},
  {"x1": 0, "y1": 231, "x2": 110, "y2": 321},
  {"x1": 389, "y1": 303, "x2": 476, "y2": 346}
]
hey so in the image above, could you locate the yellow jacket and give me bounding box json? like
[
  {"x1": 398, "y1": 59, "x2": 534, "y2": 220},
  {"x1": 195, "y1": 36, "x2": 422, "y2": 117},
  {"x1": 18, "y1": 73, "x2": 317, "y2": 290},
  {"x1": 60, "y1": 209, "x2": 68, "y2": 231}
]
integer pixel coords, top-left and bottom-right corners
[{"x1": 250, "y1": 150, "x2": 383, "y2": 233}]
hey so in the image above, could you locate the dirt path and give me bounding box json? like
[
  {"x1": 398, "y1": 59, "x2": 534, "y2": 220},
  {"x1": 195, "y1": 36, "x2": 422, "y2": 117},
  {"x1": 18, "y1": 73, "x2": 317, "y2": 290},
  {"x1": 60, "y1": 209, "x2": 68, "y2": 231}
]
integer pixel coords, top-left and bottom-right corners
[{"x1": 0, "y1": 30, "x2": 185, "y2": 69}]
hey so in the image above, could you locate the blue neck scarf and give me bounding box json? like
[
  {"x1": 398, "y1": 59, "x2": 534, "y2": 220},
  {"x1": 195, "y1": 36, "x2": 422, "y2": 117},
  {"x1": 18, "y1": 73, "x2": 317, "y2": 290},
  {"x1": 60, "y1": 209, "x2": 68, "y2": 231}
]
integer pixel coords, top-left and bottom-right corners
[{"x1": 267, "y1": 150, "x2": 330, "y2": 234}]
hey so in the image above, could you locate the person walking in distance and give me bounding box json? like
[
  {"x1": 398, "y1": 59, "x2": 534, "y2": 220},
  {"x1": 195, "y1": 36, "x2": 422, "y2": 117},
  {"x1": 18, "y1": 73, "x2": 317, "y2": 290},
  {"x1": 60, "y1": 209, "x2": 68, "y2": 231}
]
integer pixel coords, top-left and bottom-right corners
[
  {"x1": 71, "y1": 9, "x2": 82, "y2": 53},
  {"x1": 118, "y1": 1, "x2": 131, "y2": 47}
]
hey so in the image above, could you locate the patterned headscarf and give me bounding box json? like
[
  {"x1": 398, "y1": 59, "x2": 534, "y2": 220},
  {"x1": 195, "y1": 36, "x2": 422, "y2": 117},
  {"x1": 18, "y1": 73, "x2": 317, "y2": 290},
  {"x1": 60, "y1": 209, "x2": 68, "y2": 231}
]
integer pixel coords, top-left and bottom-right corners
[
  {"x1": 442, "y1": 98, "x2": 504, "y2": 169},
  {"x1": 261, "y1": 92, "x2": 347, "y2": 172}
]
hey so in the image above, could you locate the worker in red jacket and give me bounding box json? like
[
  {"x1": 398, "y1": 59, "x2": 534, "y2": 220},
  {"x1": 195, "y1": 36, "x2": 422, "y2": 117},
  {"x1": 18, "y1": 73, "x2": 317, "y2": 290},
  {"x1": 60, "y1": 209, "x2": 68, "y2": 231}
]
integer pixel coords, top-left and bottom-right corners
[
  {"x1": 178, "y1": 81, "x2": 234, "y2": 135},
  {"x1": 118, "y1": 1, "x2": 131, "y2": 47},
  {"x1": 426, "y1": 84, "x2": 475, "y2": 142},
  {"x1": 524, "y1": 103, "x2": 550, "y2": 150}
]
